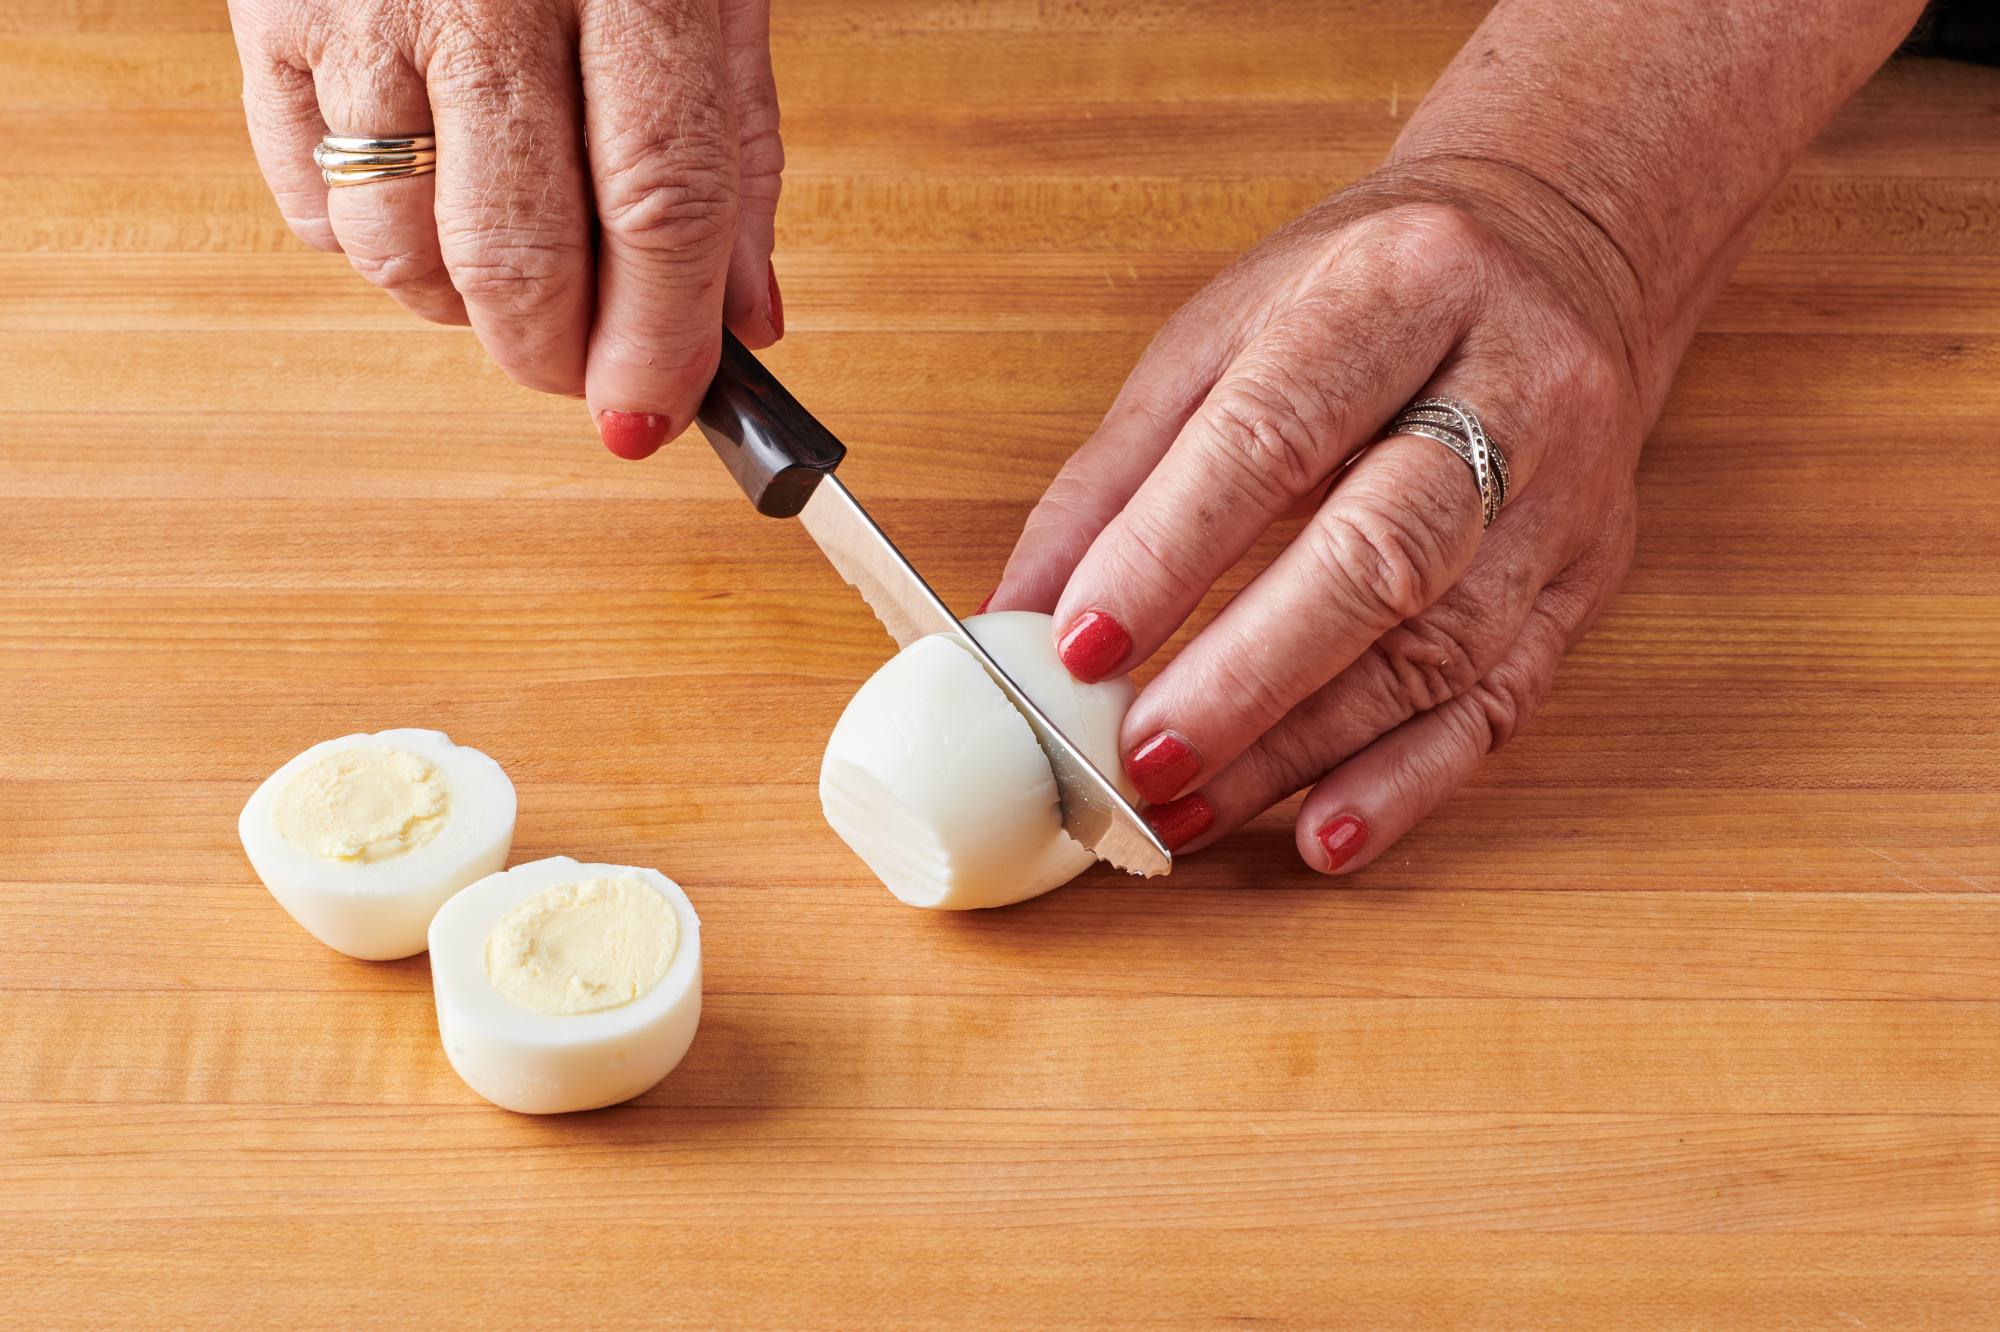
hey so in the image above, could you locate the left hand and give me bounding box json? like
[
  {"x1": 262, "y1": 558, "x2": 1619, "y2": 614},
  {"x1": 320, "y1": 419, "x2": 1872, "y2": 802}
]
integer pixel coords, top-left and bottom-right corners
[{"x1": 988, "y1": 169, "x2": 1645, "y2": 874}]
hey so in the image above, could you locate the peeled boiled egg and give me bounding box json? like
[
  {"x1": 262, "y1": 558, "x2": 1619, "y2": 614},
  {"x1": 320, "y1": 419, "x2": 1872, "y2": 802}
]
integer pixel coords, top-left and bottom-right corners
[
  {"x1": 238, "y1": 728, "x2": 516, "y2": 960},
  {"x1": 819, "y1": 610, "x2": 1138, "y2": 910},
  {"x1": 427, "y1": 856, "x2": 703, "y2": 1114}
]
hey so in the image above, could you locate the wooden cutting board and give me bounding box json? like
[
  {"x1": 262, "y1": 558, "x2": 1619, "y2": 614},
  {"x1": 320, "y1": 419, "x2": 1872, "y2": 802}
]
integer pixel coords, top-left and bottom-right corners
[{"x1": 4, "y1": 1, "x2": 1997, "y2": 1325}]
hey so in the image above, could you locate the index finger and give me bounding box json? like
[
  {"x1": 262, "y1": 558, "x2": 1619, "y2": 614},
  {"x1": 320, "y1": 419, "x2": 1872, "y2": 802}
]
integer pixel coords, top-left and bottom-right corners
[{"x1": 1047, "y1": 206, "x2": 1485, "y2": 684}]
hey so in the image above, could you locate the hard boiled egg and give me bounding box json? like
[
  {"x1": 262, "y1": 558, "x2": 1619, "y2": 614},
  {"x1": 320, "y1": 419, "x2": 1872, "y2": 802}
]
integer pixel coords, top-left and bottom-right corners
[
  {"x1": 819, "y1": 610, "x2": 1138, "y2": 910},
  {"x1": 239, "y1": 728, "x2": 516, "y2": 960},
  {"x1": 428, "y1": 856, "x2": 702, "y2": 1114}
]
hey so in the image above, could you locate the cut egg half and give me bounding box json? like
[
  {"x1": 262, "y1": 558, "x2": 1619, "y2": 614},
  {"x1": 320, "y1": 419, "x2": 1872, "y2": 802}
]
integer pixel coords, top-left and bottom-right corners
[
  {"x1": 428, "y1": 856, "x2": 703, "y2": 1115},
  {"x1": 239, "y1": 728, "x2": 516, "y2": 960}
]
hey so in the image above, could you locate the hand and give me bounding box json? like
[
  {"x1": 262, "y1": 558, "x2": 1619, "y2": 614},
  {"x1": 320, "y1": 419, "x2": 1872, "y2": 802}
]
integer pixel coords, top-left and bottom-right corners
[
  {"x1": 989, "y1": 169, "x2": 1645, "y2": 874},
  {"x1": 228, "y1": 0, "x2": 783, "y2": 458}
]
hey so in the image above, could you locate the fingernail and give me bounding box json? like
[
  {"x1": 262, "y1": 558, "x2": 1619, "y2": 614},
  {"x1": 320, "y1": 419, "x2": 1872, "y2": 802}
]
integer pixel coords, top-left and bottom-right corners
[
  {"x1": 597, "y1": 410, "x2": 672, "y2": 461},
  {"x1": 1055, "y1": 610, "x2": 1132, "y2": 682},
  {"x1": 1315, "y1": 814, "x2": 1369, "y2": 873},
  {"x1": 975, "y1": 591, "x2": 994, "y2": 615},
  {"x1": 1145, "y1": 792, "x2": 1214, "y2": 854},
  {"x1": 1126, "y1": 730, "x2": 1202, "y2": 805},
  {"x1": 766, "y1": 262, "x2": 784, "y2": 341}
]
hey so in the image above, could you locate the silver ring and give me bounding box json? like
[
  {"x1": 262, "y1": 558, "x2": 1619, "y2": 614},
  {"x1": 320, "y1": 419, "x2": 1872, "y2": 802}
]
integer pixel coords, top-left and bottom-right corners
[
  {"x1": 1387, "y1": 396, "x2": 1510, "y2": 527},
  {"x1": 315, "y1": 132, "x2": 437, "y2": 188}
]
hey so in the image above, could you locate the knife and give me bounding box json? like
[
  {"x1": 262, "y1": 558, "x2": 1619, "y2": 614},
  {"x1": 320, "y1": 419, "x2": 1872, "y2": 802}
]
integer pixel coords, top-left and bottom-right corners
[{"x1": 693, "y1": 330, "x2": 1172, "y2": 878}]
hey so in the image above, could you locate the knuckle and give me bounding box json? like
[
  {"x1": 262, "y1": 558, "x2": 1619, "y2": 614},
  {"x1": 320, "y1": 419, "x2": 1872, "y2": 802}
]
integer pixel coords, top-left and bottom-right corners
[
  {"x1": 427, "y1": 26, "x2": 563, "y2": 128},
  {"x1": 1466, "y1": 618, "x2": 1565, "y2": 754},
  {"x1": 1564, "y1": 332, "x2": 1625, "y2": 412},
  {"x1": 597, "y1": 153, "x2": 736, "y2": 252},
  {"x1": 345, "y1": 244, "x2": 447, "y2": 294},
  {"x1": 1354, "y1": 201, "x2": 1493, "y2": 294},
  {"x1": 1368, "y1": 613, "x2": 1482, "y2": 715},
  {"x1": 1203, "y1": 374, "x2": 1332, "y2": 505},
  {"x1": 1338, "y1": 648, "x2": 1431, "y2": 738},
  {"x1": 324, "y1": 29, "x2": 410, "y2": 95},
  {"x1": 596, "y1": 82, "x2": 738, "y2": 252},
  {"x1": 1465, "y1": 665, "x2": 1536, "y2": 752},
  {"x1": 426, "y1": 26, "x2": 510, "y2": 99},
  {"x1": 1308, "y1": 502, "x2": 1449, "y2": 627},
  {"x1": 1542, "y1": 322, "x2": 1626, "y2": 426},
  {"x1": 738, "y1": 122, "x2": 785, "y2": 203},
  {"x1": 446, "y1": 241, "x2": 585, "y2": 318},
  {"x1": 1386, "y1": 201, "x2": 1494, "y2": 267}
]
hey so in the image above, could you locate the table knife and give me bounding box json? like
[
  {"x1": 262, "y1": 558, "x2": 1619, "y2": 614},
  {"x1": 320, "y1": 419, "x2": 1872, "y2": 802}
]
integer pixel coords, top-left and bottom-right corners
[{"x1": 693, "y1": 331, "x2": 1171, "y2": 878}]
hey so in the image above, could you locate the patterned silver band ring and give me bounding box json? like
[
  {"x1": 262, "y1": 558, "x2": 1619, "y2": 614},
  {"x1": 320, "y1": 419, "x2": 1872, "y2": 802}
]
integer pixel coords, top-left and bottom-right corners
[{"x1": 1387, "y1": 396, "x2": 1510, "y2": 527}]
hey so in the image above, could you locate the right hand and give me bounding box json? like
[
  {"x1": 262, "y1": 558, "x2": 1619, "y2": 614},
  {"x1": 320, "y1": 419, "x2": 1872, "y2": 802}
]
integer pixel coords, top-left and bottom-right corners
[{"x1": 228, "y1": 0, "x2": 784, "y2": 458}]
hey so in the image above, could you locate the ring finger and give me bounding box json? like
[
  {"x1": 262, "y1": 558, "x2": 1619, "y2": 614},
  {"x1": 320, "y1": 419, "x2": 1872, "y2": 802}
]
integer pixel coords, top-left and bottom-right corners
[{"x1": 314, "y1": 36, "x2": 464, "y2": 325}]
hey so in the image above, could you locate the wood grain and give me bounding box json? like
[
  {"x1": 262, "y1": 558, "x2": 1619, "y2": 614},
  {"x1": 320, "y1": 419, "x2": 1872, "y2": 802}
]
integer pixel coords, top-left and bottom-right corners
[{"x1": 3, "y1": 0, "x2": 1998, "y2": 1326}]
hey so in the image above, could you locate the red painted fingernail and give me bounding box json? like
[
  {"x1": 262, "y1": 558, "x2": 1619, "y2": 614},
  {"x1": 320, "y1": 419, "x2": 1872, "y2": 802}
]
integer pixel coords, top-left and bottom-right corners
[
  {"x1": 597, "y1": 410, "x2": 672, "y2": 461},
  {"x1": 766, "y1": 262, "x2": 784, "y2": 341},
  {"x1": 1126, "y1": 730, "x2": 1202, "y2": 805},
  {"x1": 1145, "y1": 792, "x2": 1214, "y2": 854},
  {"x1": 1315, "y1": 814, "x2": 1368, "y2": 873},
  {"x1": 975, "y1": 591, "x2": 994, "y2": 615},
  {"x1": 1055, "y1": 610, "x2": 1132, "y2": 682}
]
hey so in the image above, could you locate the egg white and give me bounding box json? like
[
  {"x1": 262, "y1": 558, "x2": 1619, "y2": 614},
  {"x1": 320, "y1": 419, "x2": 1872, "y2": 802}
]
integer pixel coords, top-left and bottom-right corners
[
  {"x1": 238, "y1": 728, "x2": 516, "y2": 960},
  {"x1": 820, "y1": 611, "x2": 1138, "y2": 910},
  {"x1": 427, "y1": 856, "x2": 703, "y2": 1115}
]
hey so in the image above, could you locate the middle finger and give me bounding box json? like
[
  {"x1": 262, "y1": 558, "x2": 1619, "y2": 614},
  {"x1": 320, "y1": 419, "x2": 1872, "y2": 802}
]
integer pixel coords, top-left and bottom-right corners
[{"x1": 428, "y1": 3, "x2": 593, "y2": 396}]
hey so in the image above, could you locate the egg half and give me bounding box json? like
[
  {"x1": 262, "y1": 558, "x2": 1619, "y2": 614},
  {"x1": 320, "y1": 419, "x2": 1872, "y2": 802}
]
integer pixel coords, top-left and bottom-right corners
[
  {"x1": 428, "y1": 856, "x2": 703, "y2": 1114},
  {"x1": 819, "y1": 610, "x2": 1139, "y2": 909},
  {"x1": 239, "y1": 728, "x2": 516, "y2": 960}
]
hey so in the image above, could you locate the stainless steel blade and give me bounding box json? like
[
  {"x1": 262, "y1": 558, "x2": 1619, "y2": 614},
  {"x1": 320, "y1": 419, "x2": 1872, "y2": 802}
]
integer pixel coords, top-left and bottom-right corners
[{"x1": 798, "y1": 475, "x2": 1171, "y2": 878}]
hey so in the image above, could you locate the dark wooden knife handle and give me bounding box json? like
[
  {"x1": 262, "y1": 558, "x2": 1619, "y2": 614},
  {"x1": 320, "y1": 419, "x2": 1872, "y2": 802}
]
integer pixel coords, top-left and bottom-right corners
[{"x1": 694, "y1": 330, "x2": 846, "y2": 518}]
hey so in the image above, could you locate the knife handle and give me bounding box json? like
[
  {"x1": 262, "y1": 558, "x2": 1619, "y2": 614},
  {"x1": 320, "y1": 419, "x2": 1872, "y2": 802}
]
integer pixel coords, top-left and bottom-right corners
[{"x1": 694, "y1": 330, "x2": 846, "y2": 518}]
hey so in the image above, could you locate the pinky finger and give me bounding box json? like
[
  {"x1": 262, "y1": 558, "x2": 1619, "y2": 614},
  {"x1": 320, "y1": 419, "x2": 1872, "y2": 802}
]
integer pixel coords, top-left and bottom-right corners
[
  {"x1": 1293, "y1": 577, "x2": 1594, "y2": 875},
  {"x1": 237, "y1": 51, "x2": 337, "y2": 252}
]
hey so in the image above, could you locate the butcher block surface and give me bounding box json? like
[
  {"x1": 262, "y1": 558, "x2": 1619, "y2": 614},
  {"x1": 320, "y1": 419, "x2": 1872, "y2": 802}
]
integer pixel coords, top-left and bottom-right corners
[{"x1": 3, "y1": 1, "x2": 1999, "y2": 1325}]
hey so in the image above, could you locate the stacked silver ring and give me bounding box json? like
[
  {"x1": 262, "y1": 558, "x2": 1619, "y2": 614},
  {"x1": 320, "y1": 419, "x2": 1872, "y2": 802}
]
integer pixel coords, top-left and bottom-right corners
[
  {"x1": 1388, "y1": 396, "x2": 1511, "y2": 527},
  {"x1": 313, "y1": 133, "x2": 437, "y2": 188}
]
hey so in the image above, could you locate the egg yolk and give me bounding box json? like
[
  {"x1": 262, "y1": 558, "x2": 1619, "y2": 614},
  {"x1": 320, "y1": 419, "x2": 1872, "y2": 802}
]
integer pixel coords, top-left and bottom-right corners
[
  {"x1": 272, "y1": 746, "x2": 451, "y2": 863},
  {"x1": 484, "y1": 876, "x2": 678, "y2": 1016}
]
